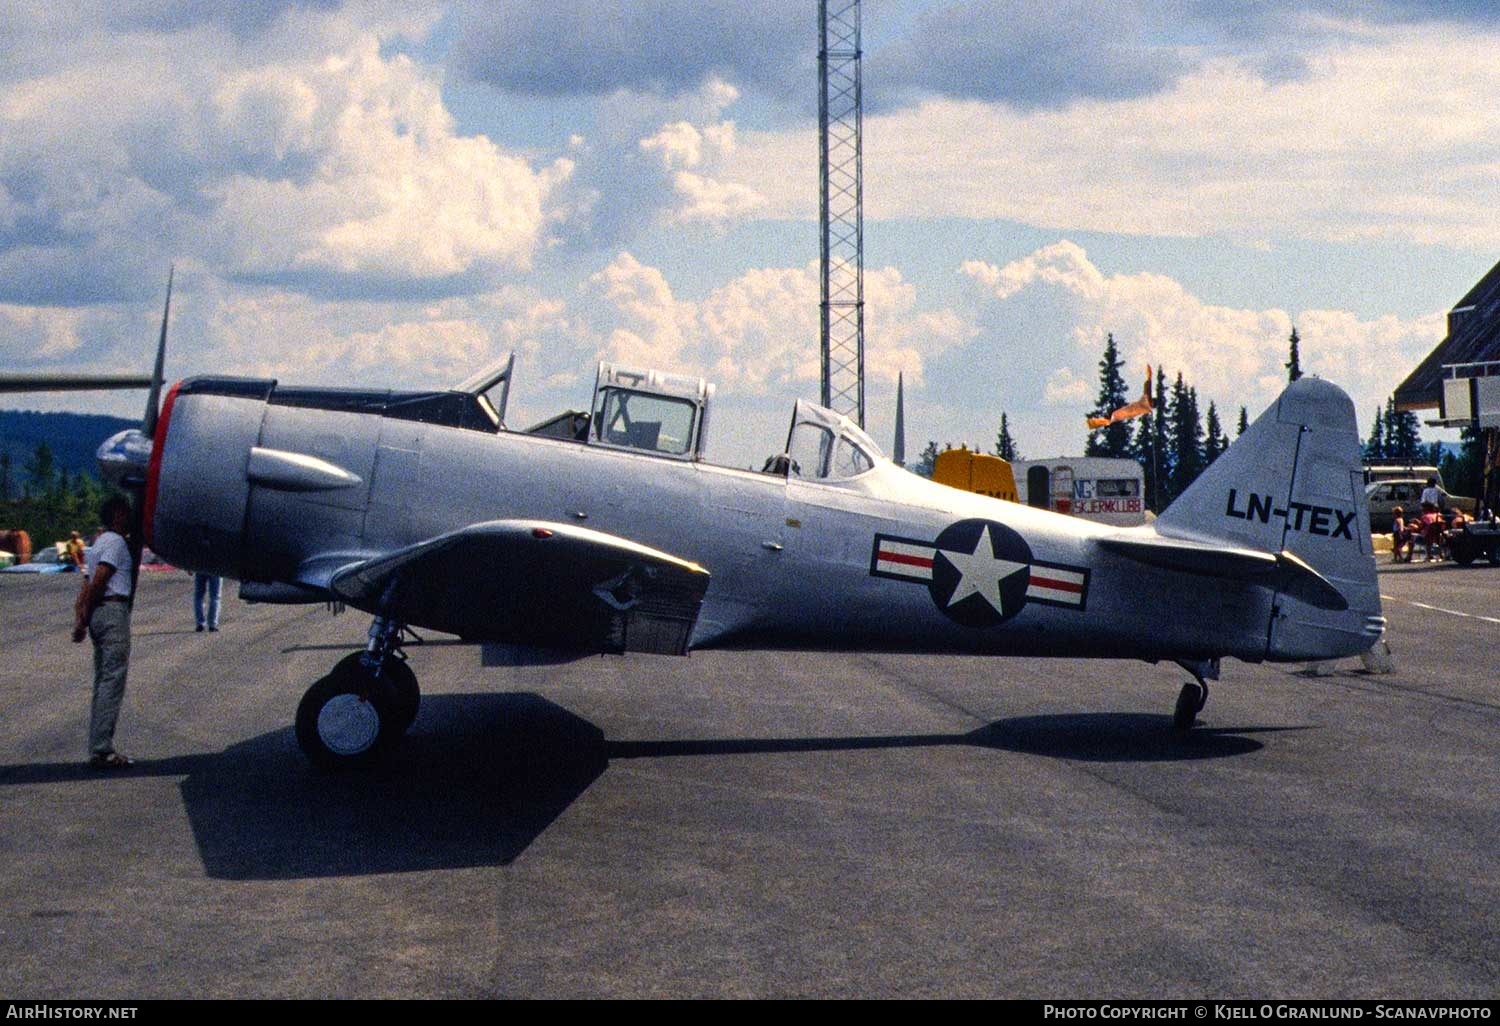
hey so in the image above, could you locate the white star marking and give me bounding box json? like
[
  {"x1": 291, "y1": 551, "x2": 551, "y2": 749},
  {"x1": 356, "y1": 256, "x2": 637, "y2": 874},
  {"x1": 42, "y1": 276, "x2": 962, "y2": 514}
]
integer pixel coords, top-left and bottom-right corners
[{"x1": 938, "y1": 525, "x2": 1029, "y2": 614}]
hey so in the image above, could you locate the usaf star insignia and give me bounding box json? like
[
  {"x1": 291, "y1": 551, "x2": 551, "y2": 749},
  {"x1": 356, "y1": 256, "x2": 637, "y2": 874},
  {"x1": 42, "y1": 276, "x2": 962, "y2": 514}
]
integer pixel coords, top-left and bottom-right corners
[{"x1": 870, "y1": 518, "x2": 1089, "y2": 627}]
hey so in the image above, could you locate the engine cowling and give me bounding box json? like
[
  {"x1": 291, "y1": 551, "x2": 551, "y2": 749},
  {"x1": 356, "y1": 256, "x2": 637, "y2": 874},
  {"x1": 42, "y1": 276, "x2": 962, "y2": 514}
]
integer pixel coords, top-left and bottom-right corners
[{"x1": 146, "y1": 378, "x2": 275, "y2": 578}]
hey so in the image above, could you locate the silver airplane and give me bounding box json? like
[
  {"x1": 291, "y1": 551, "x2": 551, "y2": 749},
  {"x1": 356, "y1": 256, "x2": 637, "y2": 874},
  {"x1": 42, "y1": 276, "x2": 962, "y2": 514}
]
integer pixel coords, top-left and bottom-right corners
[{"x1": 95, "y1": 353, "x2": 1383, "y2": 769}]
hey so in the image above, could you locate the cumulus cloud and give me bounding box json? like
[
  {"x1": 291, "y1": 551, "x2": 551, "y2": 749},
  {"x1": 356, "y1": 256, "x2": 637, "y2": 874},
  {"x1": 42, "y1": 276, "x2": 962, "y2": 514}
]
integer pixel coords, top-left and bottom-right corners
[
  {"x1": 549, "y1": 79, "x2": 767, "y2": 244},
  {"x1": 0, "y1": 13, "x2": 567, "y2": 304},
  {"x1": 579, "y1": 252, "x2": 972, "y2": 395},
  {"x1": 0, "y1": 304, "x2": 88, "y2": 362},
  {"x1": 638, "y1": 96, "x2": 765, "y2": 226},
  {"x1": 728, "y1": 21, "x2": 1500, "y2": 249},
  {"x1": 868, "y1": 1, "x2": 1500, "y2": 114},
  {"x1": 873, "y1": 0, "x2": 1189, "y2": 111},
  {"x1": 448, "y1": 0, "x2": 808, "y2": 102},
  {"x1": 206, "y1": 41, "x2": 571, "y2": 281},
  {"x1": 103, "y1": 0, "x2": 346, "y2": 37},
  {"x1": 197, "y1": 280, "x2": 591, "y2": 395},
  {"x1": 950, "y1": 239, "x2": 1443, "y2": 455}
]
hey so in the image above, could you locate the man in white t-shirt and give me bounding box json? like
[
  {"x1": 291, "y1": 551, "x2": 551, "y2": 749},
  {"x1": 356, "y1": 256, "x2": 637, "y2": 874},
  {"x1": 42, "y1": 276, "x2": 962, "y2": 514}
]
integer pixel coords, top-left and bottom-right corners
[
  {"x1": 1419, "y1": 478, "x2": 1446, "y2": 512},
  {"x1": 72, "y1": 495, "x2": 135, "y2": 769}
]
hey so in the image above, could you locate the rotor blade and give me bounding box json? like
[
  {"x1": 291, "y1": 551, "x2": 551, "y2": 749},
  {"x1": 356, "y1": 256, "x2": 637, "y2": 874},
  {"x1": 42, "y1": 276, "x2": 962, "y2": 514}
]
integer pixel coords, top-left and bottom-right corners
[
  {"x1": 0, "y1": 374, "x2": 152, "y2": 393},
  {"x1": 142, "y1": 265, "x2": 172, "y2": 439}
]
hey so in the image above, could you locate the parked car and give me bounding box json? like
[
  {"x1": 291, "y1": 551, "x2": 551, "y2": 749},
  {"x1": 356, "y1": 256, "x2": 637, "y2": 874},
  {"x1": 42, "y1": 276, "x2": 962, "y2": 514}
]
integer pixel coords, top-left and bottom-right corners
[
  {"x1": 1365, "y1": 478, "x2": 1477, "y2": 534},
  {"x1": 1363, "y1": 464, "x2": 1442, "y2": 488}
]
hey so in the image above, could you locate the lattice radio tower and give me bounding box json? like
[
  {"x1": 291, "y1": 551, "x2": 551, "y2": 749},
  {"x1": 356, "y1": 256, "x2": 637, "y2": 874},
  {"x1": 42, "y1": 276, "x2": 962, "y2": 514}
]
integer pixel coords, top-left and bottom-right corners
[{"x1": 819, "y1": 0, "x2": 864, "y2": 426}]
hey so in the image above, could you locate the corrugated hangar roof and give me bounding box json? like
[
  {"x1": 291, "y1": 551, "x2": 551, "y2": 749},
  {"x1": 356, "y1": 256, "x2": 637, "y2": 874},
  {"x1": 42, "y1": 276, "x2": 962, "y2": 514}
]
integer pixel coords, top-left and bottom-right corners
[{"x1": 1395, "y1": 257, "x2": 1500, "y2": 411}]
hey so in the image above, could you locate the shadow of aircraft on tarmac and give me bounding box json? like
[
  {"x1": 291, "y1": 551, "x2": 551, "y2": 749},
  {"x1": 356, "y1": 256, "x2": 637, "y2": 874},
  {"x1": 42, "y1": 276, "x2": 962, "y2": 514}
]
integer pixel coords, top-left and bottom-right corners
[{"x1": 0, "y1": 693, "x2": 1297, "y2": 881}]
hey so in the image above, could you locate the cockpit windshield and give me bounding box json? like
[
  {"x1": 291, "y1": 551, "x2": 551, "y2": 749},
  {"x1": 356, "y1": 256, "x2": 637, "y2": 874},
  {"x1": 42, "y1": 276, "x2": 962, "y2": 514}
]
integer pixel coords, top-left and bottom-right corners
[{"x1": 781, "y1": 401, "x2": 882, "y2": 481}]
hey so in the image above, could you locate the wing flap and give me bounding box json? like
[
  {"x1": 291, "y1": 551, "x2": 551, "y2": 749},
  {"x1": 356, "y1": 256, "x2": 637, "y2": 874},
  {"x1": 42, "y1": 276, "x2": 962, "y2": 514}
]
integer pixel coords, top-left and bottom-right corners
[
  {"x1": 1096, "y1": 535, "x2": 1348, "y2": 611},
  {"x1": 328, "y1": 520, "x2": 710, "y2": 655}
]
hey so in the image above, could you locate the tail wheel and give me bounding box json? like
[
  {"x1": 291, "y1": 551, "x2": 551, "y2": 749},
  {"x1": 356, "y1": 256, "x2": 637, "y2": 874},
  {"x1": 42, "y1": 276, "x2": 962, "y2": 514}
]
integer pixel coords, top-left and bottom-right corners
[{"x1": 1173, "y1": 682, "x2": 1205, "y2": 732}]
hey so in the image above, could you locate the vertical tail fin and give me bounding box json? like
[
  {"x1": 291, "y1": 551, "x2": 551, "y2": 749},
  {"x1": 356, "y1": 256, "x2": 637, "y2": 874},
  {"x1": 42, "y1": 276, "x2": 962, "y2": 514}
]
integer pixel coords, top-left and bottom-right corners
[{"x1": 1154, "y1": 378, "x2": 1383, "y2": 660}]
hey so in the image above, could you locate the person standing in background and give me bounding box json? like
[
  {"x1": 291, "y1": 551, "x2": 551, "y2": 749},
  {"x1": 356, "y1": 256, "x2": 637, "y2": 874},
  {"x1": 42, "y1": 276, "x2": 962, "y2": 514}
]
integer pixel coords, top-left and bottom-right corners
[
  {"x1": 65, "y1": 531, "x2": 86, "y2": 570},
  {"x1": 72, "y1": 495, "x2": 135, "y2": 769},
  {"x1": 193, "y1": 572, "x2": 222, "y2": 632}
]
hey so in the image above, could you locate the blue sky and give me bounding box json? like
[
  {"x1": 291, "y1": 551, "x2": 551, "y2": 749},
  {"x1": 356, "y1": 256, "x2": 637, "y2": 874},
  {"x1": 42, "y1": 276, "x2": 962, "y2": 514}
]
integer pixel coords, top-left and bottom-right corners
[{"x1": 2, "y1": 0, "x2": 1497, "y2": 465}]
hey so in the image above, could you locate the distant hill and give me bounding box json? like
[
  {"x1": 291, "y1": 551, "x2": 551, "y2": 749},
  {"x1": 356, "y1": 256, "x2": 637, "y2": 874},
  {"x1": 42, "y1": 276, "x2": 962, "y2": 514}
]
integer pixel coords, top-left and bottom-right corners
[{"x1": 0, "y1": 409, "x2": 135, "y2": 480}]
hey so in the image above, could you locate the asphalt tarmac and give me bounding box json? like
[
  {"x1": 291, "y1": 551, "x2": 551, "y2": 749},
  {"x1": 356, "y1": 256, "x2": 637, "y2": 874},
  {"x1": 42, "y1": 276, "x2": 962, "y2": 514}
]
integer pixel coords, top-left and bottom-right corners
[{"x1": 1, "y1": 561, "x2": 1497, "y2": 999}]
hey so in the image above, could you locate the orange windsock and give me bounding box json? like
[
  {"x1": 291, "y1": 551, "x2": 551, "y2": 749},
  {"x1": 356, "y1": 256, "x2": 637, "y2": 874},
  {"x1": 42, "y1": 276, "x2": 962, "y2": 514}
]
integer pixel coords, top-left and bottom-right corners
[{"x1": 1086, "y1": 365, "x2": 1153, "y2": 429}]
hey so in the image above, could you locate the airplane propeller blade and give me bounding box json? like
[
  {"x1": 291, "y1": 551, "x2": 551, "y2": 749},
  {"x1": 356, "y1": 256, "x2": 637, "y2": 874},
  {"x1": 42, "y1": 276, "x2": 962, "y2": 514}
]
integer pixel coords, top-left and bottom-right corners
[
  {"x1": 141, "y1": 265, "x2": 172, "y2": 440},
  {"x1": 0, "y1": 374, "x2": 153, "y2": 394},
  {"x1": 128, "y1": 267, "x2": 173, "y2": 606}
]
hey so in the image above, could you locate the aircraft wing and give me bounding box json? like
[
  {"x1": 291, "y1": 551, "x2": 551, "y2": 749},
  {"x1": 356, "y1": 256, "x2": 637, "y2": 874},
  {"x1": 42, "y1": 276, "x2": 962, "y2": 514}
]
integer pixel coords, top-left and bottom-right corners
[
  {"x1": 1095, "y1": 535, "x2": 1348, "y2": 611},
  {"x1": 326, "y1": 520, "x2": 710, "y2": 655}
]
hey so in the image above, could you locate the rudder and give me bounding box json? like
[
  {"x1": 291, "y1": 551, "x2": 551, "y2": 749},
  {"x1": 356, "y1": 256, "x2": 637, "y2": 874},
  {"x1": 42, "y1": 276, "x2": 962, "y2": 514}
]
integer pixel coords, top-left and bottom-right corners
[{"x1": 1154, "y1": 378, "x2": 1383, "y2": 660}]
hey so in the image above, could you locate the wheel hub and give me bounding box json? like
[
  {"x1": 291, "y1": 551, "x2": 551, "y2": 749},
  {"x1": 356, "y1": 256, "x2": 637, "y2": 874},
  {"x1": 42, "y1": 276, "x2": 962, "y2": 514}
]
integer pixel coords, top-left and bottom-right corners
[{"x1": 317, "y1": 693, "x2": 381, "y2": 756}]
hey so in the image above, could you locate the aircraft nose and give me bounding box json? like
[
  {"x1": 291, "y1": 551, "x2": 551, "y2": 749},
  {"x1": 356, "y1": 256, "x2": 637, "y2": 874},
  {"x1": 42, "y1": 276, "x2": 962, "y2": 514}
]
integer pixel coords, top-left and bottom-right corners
[{"x1": 97, "y1": 428, "x2": 153, "y2": 488}]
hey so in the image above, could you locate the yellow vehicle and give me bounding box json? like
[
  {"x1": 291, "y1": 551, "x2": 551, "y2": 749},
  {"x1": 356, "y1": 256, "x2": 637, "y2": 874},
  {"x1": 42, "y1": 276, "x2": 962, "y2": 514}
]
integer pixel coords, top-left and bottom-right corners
[{"x1": 931, "y1": 447, "x2": 1018, "y2": 501}]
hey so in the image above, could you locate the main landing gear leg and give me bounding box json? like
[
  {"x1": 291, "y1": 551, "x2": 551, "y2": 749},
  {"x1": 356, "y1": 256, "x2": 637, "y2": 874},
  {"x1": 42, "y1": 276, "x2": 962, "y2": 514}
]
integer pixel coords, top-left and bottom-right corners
[
  {"x1": 1172, "y1": 658, "x2": 1219, "y2": 732},
  {"x1": 295, "y1": 616, "x2": 421, "y2": 769}
]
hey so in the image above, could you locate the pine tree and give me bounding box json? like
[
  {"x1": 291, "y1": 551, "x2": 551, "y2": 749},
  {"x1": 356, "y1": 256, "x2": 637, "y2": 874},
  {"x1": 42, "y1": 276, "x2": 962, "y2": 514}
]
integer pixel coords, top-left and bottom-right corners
[
  {"x1": 24, "y1": 442, "x2": 54, "y2": 499},
  {"x1": 1383, "y1": 396, "x2": 1421, "y2": 461},
  {"x1": 1166, "y1": 375, "x2": 1206, "y2": 502},
  {"x1": 1237, "y1": 406, "x2": 1249, "y2": 437},
  {"x1": 1203, "y1": 402, "x2": 1226, "y2": 465},
  {"x1": 1150, "y1": 366, "x2": 1170, "y2": 510},
  {"x1": 994, "y1": 414, "x2": 1019, "y2": 461},
  {"x1": 1085, "y1": 333, "x2": 1131, "y2": 458},
  {"x1": 914, "y1": 441, "x2": 940, "y2": 478},
  {"x1": 1445, "y1": 427, "x2": 1484, "y2": 501},
  {"x1": 1184, "y1": 385, "x2": 1206, "y2": 486},
  {"x1": 1365, "y1": 408, "x2": 1385, "y2": 461},
  {"x1": 1162, "y1": 374, "x2": 1186, "y2": 503},
  {"x1": 1286, "y1": 326, "x2": 1303, "y2": 382},
  {"x1": 1130, "y1": 414, "x2": 1158, "y2": 512}
]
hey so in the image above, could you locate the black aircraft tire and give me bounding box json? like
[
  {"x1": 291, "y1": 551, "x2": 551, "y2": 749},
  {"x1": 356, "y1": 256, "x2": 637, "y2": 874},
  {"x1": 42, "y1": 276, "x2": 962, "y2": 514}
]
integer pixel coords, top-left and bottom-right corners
[
  {"x1": 1173, "y1": 683, "x2": 1202, "y2": 732},
  {"x1": 295, "y1": 666, "x2": 396, "y2": 770},
  {"x1": 383, "y1": 659, "x2": 420, "y2": 732},
  {"x1": 323, "y1": 652, "x2": 419, "y2": 732}
]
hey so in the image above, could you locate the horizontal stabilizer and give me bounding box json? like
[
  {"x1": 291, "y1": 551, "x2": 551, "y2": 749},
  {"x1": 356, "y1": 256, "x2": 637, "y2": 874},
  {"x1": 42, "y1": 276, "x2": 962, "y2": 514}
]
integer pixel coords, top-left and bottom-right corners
[
  {"x1": 329, "y1": 520, "x2": 709, "y2": 655},
  {"x1": 1096, "y1": 535, "x2": 1348, "y2": 611}
]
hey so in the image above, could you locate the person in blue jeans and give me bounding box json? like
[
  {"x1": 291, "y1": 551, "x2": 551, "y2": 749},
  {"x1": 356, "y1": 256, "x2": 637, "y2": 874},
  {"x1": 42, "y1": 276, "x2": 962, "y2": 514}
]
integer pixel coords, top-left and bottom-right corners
[{"x1": 193, "y1": 572, "x2": 222, "y2": 632}]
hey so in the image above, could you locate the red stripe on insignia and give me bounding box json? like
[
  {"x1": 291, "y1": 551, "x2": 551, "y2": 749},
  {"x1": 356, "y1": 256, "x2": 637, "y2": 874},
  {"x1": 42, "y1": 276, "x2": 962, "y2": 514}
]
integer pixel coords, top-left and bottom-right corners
[
  {"x1": 1029, "y1": 574, "x2": 1084, "y2": 593},
  {"x1": 879, "y1": 552, "x2": 934, "y2": 569}
]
